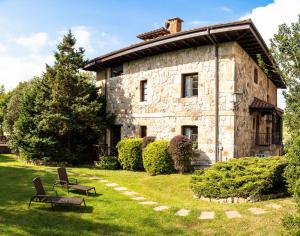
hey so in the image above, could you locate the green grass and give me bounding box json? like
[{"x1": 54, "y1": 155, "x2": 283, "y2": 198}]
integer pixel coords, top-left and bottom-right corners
[{"x1": 0, "y1": 154, "x2": 296, "y2": 236}]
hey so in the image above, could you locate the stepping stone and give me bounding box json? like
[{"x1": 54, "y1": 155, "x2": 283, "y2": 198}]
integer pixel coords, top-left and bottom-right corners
[
  {"x1": 131, "y1": 196, "x2": 147, "y2": 201},
  {"x1": 154, "y1": 205, "x2": 169, "y2": 211},
  {"x1": 176, "y1": 209, "x2": 190, "y2": 216},
  {"x1": 139, "y1": 201, "x2": 158, "y2": 205},
  {"x1": 266, "y1": 203, "x2": 282, "y2": 209},
  {"x1": 225, "y1": 211, "x2": 242, "y2": 219},
  {"x1": 100, "y1": 180, "x2": 109, "y2": 183},
  {"x1": 106, "y1": 183, "x2": 118, "y2": 187},
  {"x1": 123, "y1": 191, "x2": 138, "y2": 196},
  {"x1": 90, "y1": 177, "x2": 102, "y2": 180},
  {"x1": 199, "y1": 211, "x2": 215, "y2": 220},
  {"x1": 114, "y1": 187, "x2": 128, "y2": 191},
  {"x1": 248, "y1": 208, "x2": 266, "y2": 215}
]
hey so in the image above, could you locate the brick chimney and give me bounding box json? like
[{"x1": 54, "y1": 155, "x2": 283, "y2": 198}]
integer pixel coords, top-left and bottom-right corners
[{"x1": 165, "y1": 17, "x2": 184, "y2": 34}]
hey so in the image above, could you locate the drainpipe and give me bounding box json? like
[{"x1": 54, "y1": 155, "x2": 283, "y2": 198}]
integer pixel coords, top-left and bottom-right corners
[{"x1": 207, "y1": 28, "x2": 220, "y2": 163}]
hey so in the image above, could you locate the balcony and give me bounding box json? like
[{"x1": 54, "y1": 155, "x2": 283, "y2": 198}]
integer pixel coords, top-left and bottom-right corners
[{"x1": 253, "y1": 132, "x2": 282, "y2": 146}]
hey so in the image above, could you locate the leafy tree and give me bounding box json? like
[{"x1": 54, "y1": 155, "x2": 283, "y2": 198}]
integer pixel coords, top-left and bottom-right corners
[
  {"x1": 0, "y1": 85, "x2": 9, "y2": 135},
  {"x1": 10, "y1": 31, "x2": 111, "y2": 164},
  {"x1": 261, "y1": 16, "x2": 300, "y2": 235}
]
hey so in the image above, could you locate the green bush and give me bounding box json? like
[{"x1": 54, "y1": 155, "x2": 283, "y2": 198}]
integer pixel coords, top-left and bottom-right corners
[
  {"x1": 191, "y1": 156, "x2": 288, "y2": 199},
  {"x1": 169, "y1": 135, "x2": 192, "y2": 173},
  {"x1": 116, "y1": 138, "x2": 143, "y2": 170},
  {"x1": 284, "y1": 136, "x2": 300, "y2": 201},
  {"x1": 142, "y1": 140, "x2": 174, "y2": 175},
  {"x1": 94, "y1": 156, "x2": 120, "y2": 170}
]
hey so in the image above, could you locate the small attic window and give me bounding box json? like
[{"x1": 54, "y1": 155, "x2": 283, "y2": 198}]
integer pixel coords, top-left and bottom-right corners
[{"x1": 111, "y1": 64, "x2": 123, "y2": 77}]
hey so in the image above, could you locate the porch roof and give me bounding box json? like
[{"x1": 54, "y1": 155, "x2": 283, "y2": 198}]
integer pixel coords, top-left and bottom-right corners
[{"x1": 249, "y1": 97, "x2": 283, "y2": 114}]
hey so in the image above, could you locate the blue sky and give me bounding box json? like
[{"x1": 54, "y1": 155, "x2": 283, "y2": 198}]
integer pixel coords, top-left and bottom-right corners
[{"x1": 0, "y1": 0, "x2": 299, "y2": 108}]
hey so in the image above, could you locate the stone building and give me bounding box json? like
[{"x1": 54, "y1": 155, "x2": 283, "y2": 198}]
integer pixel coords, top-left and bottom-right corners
[{"x1": 84, "y1": 18, "x2": 285, "y2": 166}]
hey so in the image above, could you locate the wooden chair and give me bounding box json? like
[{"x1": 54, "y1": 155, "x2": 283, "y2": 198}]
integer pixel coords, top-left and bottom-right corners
[
  {"x1": 28, "y1": 177, "x2": 86, "y2": 208},
  {"x1": 54, "y1": 167, "x2": 96, "y2": 196}
]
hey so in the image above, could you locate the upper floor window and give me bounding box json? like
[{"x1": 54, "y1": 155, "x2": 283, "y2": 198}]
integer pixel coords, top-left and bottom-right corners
[
  {"x1": 140, "y1": 80, "x2": 148, "y2": 101},
  {"x1": 111, "y1": 64, "x2": 123, "y2": 77},
  {"x1": 182, "y1": 125, "x2": 198, "y2": 148},
  {"x1": 140, "y1": 126, "x2": 147, "y2": 138},
  {"x1": 254, "y1": 68, "x2": 258, "y2": 84},
  {"x1": 182, "y1": 73, "x2": 198, "y2": 97}
]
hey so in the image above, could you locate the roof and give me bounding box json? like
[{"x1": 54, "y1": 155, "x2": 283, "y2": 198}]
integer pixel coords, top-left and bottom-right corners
[
  {"x1": 249, "y1": 97, "x2": 283, "y2": 114},
  {"x1": 137, "y1": 27, "x2": 170, "y2": 40},
  {"x1": 84, "y1": 19, "x2": 286, "y2": 89}
]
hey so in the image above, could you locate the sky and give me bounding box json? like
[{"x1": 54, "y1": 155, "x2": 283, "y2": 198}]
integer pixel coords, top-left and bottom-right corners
[{"x1": 0, "y1": 0, "x2": 299, "y2": 108}]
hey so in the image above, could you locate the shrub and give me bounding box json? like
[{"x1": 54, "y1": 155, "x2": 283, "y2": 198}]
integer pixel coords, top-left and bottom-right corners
[
  {"x1": 94, "y1": 156, "x2": 120, "y2": 170},
  {"x1": 283, "y1": 136, "x2": 300, "y2": 235},
  {"x1": 169, "y1": 135, "x2": 192, "y2": 173},
  {"x1": 284, "y1": 136, "x2": 300, "y2": 201},
  {"x1": 116, "y1": 138, "x2": 143, "y2": 170},
  {"x1": 142, "y1": 136, "x2": 156, "y2": 150},
  {"x1": 142, "y1": 140, "x2": 174, "y2": 175},
  {"x1": 191, "y1": 156, "x2": 288, "y2": 199}
]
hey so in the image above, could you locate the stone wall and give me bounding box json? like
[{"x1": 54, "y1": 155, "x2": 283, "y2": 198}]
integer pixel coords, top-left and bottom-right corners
[
  {"x1": 96, "y1": 42, "x2": 280, "y2": 163},
  {"x1": 233, "y1": 43, "x2": 279, "y2": 157},
  {"x1": 96, "y1": 43, "x2": 236, "y2": 164}
]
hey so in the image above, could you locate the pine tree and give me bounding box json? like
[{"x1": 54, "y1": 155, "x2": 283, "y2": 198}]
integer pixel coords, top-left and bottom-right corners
[{"x1": 12, "y1": 31, "x2": 110, "y2": 164}]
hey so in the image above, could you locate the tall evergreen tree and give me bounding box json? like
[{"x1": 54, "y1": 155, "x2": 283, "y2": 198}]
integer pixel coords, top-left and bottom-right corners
[
  {"x1": 12, "y1": 31, "x2": 110, "y2": 164},
  {"x1": 262, "y1": 16, "x2": 300, "y2": 235}
]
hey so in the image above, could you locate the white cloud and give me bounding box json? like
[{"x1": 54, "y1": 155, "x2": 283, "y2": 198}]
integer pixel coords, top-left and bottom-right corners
[
  {"x1": 14, "y1": 32, "x2": 49, "y2": 52},
  {"x1": 220, "y1": 6, "x2": 233, "y2": 13},
  {"x1": 240, "y1": 0, "x2": 300, "y2": 44},
  {"x1": 240, "y1": 0, "x2": 300, "y2": 109},
  {"x1": 0, "y1": 26, "x2": 122, "y2": 90}
]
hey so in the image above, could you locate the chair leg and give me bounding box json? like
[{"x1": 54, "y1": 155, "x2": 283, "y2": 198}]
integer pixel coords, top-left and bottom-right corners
[
  {"x1": 83, "y1": 199, "x2": 86, "y2": 207},
  {"x1": 94, "y1": 188, "x2": 96, "y2": 195},
  {"x1": 28, "y1": 197, "x2": 34, "y2": 208}
]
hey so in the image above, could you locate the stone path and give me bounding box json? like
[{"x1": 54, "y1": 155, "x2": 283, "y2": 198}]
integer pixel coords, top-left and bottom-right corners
[
  {"x1": 71, "y1": 172, "x2": 286, "y2": 221},
  {"x1": 139, "y1": 201, "x2": 158, "y2": 205},
  {"x1": 199, "y1": 211, "x2": 215, "y2": 220},
  {"x1": 266, "y1": 203, "x2": 282, "y2": 209},
  {"x1": 106, "y1": 183, "x2": 118, "y2": 187},
  {"x1": 131, "y1": 196, "x2": 147, "y2": 201},
  {"x1": 225, "y1": 210, "x2": 242, "y2": 219},
  {"x1": 114, "y1": 187, "x2": 128, "y2": 191},
  {"x1": 248, "y1": 208, "x2": 266, "y2": 215},
  {"x1": 176, "y1": 209, "x2": 190, "y2": 216},
  {"x1": 154, "y1": 205, "x2": 169, "y2": 211},
  {"x1": 123, "y1": 191, "x2": 138, "y2": 196}
]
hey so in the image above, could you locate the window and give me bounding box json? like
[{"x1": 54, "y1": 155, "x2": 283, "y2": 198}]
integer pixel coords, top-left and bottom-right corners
[
  {"x1": 140, "y1": 80, "x2": 148, "y2": 101},
  {"x1": 182, "y1": 73, "x2": 198, "y2": 97},
  {"x1": 111, "y1": 64, "x2": 123, "y2": 77},
  {"x1": 140, "y1": 126, "x2": 147, "y2": 138},
  {"x1": 253, "y1": 118, "x2": 256, "y2": 130},
  {"x1": 182, "y1": 126, "x2": 198, "y2": 148},
  {"x1": 254, "y1": 68, "x2": 258, "y2": 84}
]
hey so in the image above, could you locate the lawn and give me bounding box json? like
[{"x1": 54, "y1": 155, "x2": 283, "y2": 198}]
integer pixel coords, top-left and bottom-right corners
[{"x1": 0, "y1": 154, "x2": 296, "y2": 236}]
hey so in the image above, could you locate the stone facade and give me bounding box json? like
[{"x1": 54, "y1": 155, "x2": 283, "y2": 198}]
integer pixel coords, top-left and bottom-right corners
[{"x1": 96, "y1": 42, "x2": 281, "y2": 164}]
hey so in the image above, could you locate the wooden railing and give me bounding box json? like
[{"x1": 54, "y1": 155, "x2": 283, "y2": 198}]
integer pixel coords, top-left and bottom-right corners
[{"x1": 254, "y1": 132, "x2": 282, "y2": 146}]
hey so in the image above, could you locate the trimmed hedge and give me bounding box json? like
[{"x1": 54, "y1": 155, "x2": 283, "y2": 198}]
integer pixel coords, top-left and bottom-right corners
[
  {"x1": 191, "y1": 156, "x2": 288, "y2": 199},
  {"x1": 169, "y1": 135, "x2": 192, "y2": 173},
  {"x1": 94, "y1": 156, "x2": 120, "y2": 170},
  {"x1": 142, "y1": 140, "x2": 174, "y2": 175},
  {"x1": 116, "y1": 138, "x2": 143, "y2": 170}
]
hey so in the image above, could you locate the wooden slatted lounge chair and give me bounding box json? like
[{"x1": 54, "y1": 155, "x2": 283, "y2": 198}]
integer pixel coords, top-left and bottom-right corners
[
  {"x1": 54, "y1": 167, "x2": 96, "y2": 196},
  {"x1": 28, "y1": 177, "x2": 86, "y2": 208}
]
